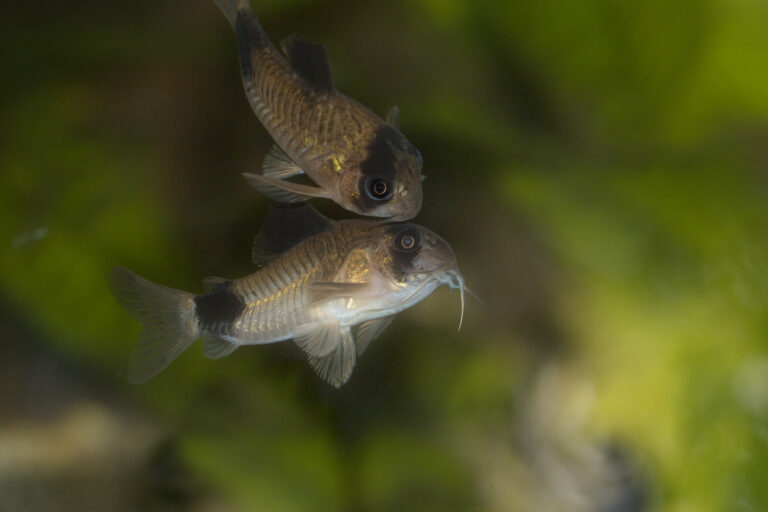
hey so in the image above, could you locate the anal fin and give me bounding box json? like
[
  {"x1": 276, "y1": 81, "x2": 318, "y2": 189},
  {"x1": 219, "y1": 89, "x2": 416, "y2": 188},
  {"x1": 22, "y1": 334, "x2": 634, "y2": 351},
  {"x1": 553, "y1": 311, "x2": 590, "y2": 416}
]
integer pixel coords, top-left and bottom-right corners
[{"x1": 203, "y1": 334, "x2": 239, "y2": 360}]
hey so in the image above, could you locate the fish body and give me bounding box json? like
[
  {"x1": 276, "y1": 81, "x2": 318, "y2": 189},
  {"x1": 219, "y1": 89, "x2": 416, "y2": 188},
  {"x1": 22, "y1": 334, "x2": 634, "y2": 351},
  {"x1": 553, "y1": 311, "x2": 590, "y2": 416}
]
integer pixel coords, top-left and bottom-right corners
[
  {"x1": 215, "y1": 0, "x2": 423, "y2": 220},
  {"x1": 109, "y1": 206, "x2": 462, "y2": 387}
]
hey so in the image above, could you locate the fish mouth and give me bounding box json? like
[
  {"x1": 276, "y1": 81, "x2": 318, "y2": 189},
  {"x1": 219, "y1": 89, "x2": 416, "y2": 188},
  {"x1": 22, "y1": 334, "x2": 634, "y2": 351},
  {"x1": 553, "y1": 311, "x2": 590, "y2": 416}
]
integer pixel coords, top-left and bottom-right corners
[{"x1": 377, "y1": 267, "x2": 466, "y2": 330}]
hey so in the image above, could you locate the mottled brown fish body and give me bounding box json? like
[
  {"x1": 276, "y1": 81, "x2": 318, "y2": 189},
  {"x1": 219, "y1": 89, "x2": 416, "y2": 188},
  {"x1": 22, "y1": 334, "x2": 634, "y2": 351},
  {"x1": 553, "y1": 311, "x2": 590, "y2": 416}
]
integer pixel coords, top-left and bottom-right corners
[
  {"x1": 242, "y1": 63, "x2": 382, "y2": 191},
  {"x1": 109, "y1": 206, "x2": 463, "y2": 387},
  {"x1": 205, "y1": 225, "x2": 355, "y2": 344},
  {"x1": 216, "y1": 0, "x2": 423, "y2": 219}
]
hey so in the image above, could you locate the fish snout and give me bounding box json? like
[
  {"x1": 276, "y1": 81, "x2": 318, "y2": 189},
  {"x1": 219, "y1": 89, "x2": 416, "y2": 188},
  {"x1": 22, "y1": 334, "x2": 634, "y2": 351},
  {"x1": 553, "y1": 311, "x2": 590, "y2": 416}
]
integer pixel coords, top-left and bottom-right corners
[{"x1": 387, "y1": 178, "x2": 422, "y2": 221}]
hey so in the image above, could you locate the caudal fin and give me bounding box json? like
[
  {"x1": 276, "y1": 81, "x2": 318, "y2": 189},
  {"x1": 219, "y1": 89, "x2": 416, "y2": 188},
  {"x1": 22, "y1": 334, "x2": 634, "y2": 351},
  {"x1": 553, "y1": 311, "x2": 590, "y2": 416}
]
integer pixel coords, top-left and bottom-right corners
[
  {"x1": 108, "y1": 267, "x2": 200, "y2": 384},
  {"x1": 214, "y1": 0, "x2": 252, "y2": 27}
]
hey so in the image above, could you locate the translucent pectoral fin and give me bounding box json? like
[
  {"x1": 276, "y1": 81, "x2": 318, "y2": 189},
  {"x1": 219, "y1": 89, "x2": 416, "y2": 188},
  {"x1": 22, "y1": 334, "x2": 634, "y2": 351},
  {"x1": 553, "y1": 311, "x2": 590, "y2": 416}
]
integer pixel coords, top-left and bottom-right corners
[
  {"x1": 202, "y1": 334, "x2": 239, "y2": 359},
  {"x1": 243, "y1": 173, "x2": 328, "y2": 203},
  {"x1": 262, "y1": 145, "x2": 304, "y2": 179},
  {"x1": 306, "y1": 327, "x2": 356, "y2": 388},
  {"x1": 355, "y1": 316, "x2": 394, "y2": 355},
  {"x1": 309, "y1": 282, "x2": 370, "y2": 306}
]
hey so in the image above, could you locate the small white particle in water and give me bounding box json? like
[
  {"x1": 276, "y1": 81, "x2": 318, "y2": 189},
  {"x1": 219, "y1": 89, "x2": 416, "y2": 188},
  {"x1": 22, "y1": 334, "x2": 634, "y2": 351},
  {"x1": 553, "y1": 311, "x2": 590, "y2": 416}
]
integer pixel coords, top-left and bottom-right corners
[{"x1": 11, "y1": 227, "x2": 49, "y2": 248}]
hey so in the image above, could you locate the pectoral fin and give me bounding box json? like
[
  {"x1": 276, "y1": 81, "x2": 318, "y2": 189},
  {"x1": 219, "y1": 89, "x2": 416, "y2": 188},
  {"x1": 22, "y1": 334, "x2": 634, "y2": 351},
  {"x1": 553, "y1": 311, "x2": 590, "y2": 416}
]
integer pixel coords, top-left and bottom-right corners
[
  {"x1": 263, "y1": 144, "x2": 304, "y2": 179},
  {"x1": 243, "y1": 173, "x2": 328, "y2": 203},
  {"x1": 202, "y1": 334, "x2": 239, "y2": 359},
  {"x1": 309, "y1": 282, "x2": 370, "y2": 306},
  {"x1": 306, "y1": 327, "x2": 356, "y2": 388},
  {"x1": 355, "y1": 316, "x2": 394, "y2": 355},
  {"x1": 386, "y1": 105, "x2": 400, "y2": 129}
]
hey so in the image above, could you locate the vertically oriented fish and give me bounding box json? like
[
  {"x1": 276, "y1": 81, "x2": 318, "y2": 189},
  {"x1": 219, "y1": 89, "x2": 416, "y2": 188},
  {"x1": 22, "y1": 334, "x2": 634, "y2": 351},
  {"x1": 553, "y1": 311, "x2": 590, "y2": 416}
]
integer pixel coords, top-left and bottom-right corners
[
  {"x1": 109, "y1": 205, "x2": 463, "y2": 387},
  {"x1": 215, "y1": 0, "x2": 424, "y2": 220}
]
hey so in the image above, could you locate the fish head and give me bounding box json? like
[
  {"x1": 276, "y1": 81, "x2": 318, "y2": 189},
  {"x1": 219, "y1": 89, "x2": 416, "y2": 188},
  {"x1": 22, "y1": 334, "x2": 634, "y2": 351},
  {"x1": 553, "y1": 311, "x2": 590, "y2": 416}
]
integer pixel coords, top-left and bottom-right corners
[
  {"x1": 340, "y1": 126, "x2": 423, "y2": 221},
  {"x1": 365, "y1": 223, "x2": 464, "y2": 318}
]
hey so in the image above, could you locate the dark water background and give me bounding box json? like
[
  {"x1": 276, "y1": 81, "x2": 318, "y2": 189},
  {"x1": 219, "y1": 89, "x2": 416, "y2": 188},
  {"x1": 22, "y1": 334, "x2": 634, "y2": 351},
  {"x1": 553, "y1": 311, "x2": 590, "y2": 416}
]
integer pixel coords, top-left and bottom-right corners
[{"x1": 2, "y1": 0, "x2": 768, "y2": 510}]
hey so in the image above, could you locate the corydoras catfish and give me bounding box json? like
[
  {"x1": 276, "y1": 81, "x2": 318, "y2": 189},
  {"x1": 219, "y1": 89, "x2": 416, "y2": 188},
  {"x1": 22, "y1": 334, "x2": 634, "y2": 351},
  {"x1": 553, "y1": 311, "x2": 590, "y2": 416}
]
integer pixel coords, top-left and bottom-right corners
[
  {"x1": 108, "y1": 205, "x2": 463, "y2": 387},
  {"x1": 214, "y1": 0, "x2": 423, "y2": 221}
]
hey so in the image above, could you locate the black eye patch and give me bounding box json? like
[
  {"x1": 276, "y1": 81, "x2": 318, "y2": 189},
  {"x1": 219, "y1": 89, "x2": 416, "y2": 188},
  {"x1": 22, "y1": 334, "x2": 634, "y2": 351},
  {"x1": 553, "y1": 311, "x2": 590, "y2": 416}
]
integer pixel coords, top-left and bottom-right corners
[{"x1": 355, "y1": 126, "x2": 402, "y2": 210}]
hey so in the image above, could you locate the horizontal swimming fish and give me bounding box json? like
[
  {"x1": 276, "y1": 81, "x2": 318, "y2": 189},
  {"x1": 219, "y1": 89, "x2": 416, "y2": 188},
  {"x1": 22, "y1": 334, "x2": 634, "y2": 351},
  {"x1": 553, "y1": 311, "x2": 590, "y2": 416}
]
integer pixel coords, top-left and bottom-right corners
[
  {"x1": 215, "y1": 0, "x2": 424, "y2": 221},
  {"x1": 108, "y1": 205, "x2": 463, "y2": 387}
]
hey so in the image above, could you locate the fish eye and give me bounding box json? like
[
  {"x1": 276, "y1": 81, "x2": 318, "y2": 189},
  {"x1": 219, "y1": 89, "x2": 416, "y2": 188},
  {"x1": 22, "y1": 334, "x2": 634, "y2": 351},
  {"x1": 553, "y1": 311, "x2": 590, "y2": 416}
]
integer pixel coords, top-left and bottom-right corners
[
  {"x1": 394, "y1": 229, "x2": 420, "y2": 252},
  {"x1": 366, "y1": 177, "x2": 393, "y2": 201}
]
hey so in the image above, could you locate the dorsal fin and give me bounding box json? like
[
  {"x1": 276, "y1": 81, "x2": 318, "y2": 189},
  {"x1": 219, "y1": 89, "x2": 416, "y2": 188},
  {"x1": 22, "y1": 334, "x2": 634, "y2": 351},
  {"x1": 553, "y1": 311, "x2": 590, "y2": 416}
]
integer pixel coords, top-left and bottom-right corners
[
  {"x1": 280, "y1": 35, "x2": 335, "y2": 94},
  {"x1": 252, "y1": 203, "x2": 335, "y2": 266},
  {"x1": 386, "y1": 105, "x2": 400, "y2": 129}
]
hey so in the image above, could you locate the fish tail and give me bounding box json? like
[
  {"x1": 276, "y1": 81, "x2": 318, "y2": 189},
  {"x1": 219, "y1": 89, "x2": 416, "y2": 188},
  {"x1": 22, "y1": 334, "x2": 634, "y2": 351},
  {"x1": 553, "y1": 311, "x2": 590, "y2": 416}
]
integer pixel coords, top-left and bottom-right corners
[
  {"x1": 214, "y1": 0, "x2": 253, "y2": 28},
  {"x1": 215, "y1": 0, "x2": 270, "y2": 80},
  {"x1": 108, "y1": 267, "x2": 200, "y2": 384}
]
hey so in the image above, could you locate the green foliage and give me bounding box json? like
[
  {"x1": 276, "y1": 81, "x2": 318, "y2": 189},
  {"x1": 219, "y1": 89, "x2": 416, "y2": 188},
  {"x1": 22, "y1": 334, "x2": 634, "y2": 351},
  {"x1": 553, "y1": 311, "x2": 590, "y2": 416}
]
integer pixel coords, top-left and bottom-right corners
[{"x1": 506, "y1": 165, "x2": 768, "y2": 510}]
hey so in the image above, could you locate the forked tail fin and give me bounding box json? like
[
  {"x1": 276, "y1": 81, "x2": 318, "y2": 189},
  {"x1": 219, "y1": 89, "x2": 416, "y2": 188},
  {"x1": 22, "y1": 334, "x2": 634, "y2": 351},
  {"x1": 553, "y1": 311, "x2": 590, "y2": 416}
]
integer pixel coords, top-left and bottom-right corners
[{"x1": 108, "y1": 267, "x2": 200, "y2": 384}]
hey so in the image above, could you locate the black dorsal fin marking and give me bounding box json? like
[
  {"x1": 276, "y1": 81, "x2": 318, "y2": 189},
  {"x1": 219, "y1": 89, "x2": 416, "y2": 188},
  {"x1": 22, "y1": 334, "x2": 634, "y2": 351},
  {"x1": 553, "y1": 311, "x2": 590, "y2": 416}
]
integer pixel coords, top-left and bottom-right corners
[
  {"x1": 252, "y1": 203, "x2": 335, "y2": 266},
  {"x1": 280, "y1": 35, "x2": 335, "y2": 94}
]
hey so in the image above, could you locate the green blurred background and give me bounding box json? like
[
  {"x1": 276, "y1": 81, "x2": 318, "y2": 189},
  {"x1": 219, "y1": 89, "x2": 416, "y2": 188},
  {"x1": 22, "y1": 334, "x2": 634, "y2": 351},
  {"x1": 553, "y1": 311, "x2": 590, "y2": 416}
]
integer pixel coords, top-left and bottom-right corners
[{"x1": 2, "y1": 0, "x2": 768, "y2": 510}]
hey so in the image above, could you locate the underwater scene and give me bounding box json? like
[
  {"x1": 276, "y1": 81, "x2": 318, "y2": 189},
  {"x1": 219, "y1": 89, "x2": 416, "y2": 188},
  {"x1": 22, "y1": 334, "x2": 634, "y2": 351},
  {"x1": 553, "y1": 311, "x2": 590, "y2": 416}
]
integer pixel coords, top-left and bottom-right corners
[{"x1": 2, "y1": 1, "x2": 768, "y2": 511}]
